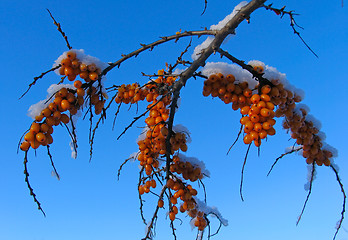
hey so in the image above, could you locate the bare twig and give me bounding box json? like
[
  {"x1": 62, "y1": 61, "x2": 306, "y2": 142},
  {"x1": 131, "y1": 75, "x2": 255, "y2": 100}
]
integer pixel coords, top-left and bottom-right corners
[
  {"x1": 19, "y1": 65, "x2": 61, "y2": 99},
  {"x1": 24, "y1": 151, "x2": 46, "y2": 216},
  {"x1": 227, "y1": 124, "x2": 243, "y2": 155},
  {"x1": 267, "y1": 146, "x2": 302, "y2": 176},
  {"x1": 101, "y1": 30, "x2": 217, "y2": 77},
  {"x1": 201, "y1": 0, "x2": 208, "y2": 15},
  {"x1": 296, "y1": 162, "x2": 315, "y2": 225},
  {"x1": 143, "y1": 185, "x2": 168, "y2": 240},
  {"x1": 240, "y1": 144, "x2": 251, "y2": 201},
  {"x1": 262, "y1": 4, "x2": 318, "y2": 58},
  {"x1": 46, "y1": 9, "x2": 72, "y2": 49},
  {"x1": 330, "y1": 164, "x2": 346, "y2": 240},
  {"x1": 46, "y1": 145, "x2": 60, "y2": 180}
]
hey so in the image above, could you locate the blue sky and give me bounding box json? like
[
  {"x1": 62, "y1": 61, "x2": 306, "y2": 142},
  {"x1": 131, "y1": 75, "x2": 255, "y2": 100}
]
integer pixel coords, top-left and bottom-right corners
[{"x1": 1, "y1": 0, "x2": 348, "y2": 240}]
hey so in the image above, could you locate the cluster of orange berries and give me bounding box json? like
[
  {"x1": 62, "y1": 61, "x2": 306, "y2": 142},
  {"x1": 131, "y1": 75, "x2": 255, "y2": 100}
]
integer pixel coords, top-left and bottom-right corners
[
  {"x1": 115, "y1": 83, "x2": 148, "y2": 104},
  {"x1": 170, "y1": 156, "x2": 203, "y2": 181},
  {"x1": 283, "y1": 108, "x2": 332, "y2": 166},
  {"x1": 203, "y1": 73, "x2": 253, "y2": 110},
  {"x1": 240, "y1": 86, "x2": 276, "y2": 147},
  {"x1": 164, "y1": 178, "x2": 208, "y2": 230},
  {"x1": 20, "y1": 86, "x2": 82, "y2": 151},
  {"x1": 138, "y1": 179, "x2": 157, "y2": 195},
  {"x1": 58, "y1": 51, "x2": 102, "y2": 82},
  {"x1": 119, "y1": 70, "x2": 208, "y2": 230},
  {"x1": 20, "y1": 50, "x2": 108, "y2": 152}
]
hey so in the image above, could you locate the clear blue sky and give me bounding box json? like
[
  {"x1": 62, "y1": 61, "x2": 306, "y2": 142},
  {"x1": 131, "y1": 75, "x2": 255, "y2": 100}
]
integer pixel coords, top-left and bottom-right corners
[{"x1": 1, "y1": 0, "x2": 348, "y2": 240}]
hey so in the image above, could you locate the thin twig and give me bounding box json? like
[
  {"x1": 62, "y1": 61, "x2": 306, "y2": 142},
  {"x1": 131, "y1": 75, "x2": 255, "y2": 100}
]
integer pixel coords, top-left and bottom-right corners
[
  {"x1": 330, "y1": 164, "x2": 346, "y2": 240},
  {"x1": 201, "y1": 0, "x2": 208, "y2": 15},
  {"x1": 296, "y1": 162, "x2": 315, "y2": 225},
  {"x1": 47, "y1": 145, "x2": 60, "y2": 180},
  {"x1": 143, "y1": 185, "x2": 168, "y2": 240},
  {"x1": 267, "y1": 147, "x2": 302, "y2": 176},
  {"x1": 19, "y1": 65, "x2": 61, "y2": 99},
  {"x1": 262, "y1": 4, "x2": 318, "y2": 58},
  {"x1": 227, "y1": 124, "x2": 243, "y2": 155},
  {"x1": 240, "y1": 144, "x2": 252, "y2": 201},
  {"x1": 24, "y1": 151, "x2": 46, "y2": 216},
  {"x1": 46, "y1": 9, "x2": 72, "y2": 49}
]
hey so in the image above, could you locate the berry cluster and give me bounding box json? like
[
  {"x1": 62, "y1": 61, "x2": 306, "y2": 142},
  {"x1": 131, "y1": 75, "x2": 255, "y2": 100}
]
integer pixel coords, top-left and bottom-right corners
[
  {"x1": 203, "y1": 69, "x2": 334, "y2": 166},
  {"x1": 59, "y1": 51, "x2": 102, "y2": 82},
  {"x1": 203, "y1": 73, "x2": 253, "y2": 110},
  {"x1": 20, "y1": 87, "x2": 81, "y2": 151},
  {"x1": 240, "y1": 86, "x2": 276, "y2": 147},
  {"x1": 118, "y1": 70, "x2": 210, "y2": 231},
  {"x1": 165, "y1": 177, "x2": 207, "y2": 230},
  {"x1": 20, "y1": 50, "x2": 106, "y2": 152}
]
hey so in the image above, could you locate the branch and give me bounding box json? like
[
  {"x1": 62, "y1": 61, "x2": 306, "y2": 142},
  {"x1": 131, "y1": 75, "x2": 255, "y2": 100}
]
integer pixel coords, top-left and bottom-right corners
[
  {"x1": 46, "y1": 9, "x2": 72, "y2": 49},
  {"x1": 267, "y1": 146, "x2": 302, "y2": 176},
  {"x1": 164, "y1": 0, "x2": 268, "y2": 179},
  {"x1": 216, "y1": 48, "x2": 273, "y2": 89},
  {"x1": 19, "y1": 65, "x2": 61, "y2": 99},
  {"x1": 240, "y1": 144, "x2": 251, "y2": 201},
  {"x1": 143, "y1": 185, "x2": 168, "y2": 240},
  {"x1": 330, "y1": 164, "x2": 346, "y2": 240},
  {"x1": 24, "y1": 151, "x2": 46, "y2": 216},
  {"x1": 101, "y1": 30, "x2": 217, "y2": 77},
  {"x1": 296, "y1": 162, "x2": 315, "y2": 225},
  {"x1": 262, "y1": 4, "x2": 318, "y2": 58}
]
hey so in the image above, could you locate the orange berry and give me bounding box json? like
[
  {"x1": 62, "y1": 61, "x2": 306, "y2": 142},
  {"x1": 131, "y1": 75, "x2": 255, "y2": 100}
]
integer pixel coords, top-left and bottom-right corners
[
  {"x1": 24, "y1": 131, "x2": 35, "y2": 142},
  {"x1": 260, "y1": 94, "x2": 271, "y2": 102},
  {"x1": 60, "y1": 99, "x2": 71, "y2": 111},
  {"x1": 58, "y1": 88, "x2": 68, "y2": 98},
  {"x1": 226, "y1": 74, "x2": 235, "y2": 83},
  {"x1": 260, "y1": 108, "x2": 271, "y2": 117},
  {"x1": 87, "y1": 64, "x2": 97, "y2": 72},
  {"x1": 243, "y1": 134, "x2": 252, "y2": 144},
  {"x1": 61, "y1": 58, "x2": 71, "y2": 67},
  {"x1": 66, "y1": 51, "x2": 76, "y2": 60},
  {"x1": 240, "y1": 116, "x2": 250, "y2": 125},
  {"x1": 35, "y1": 132, "x2": 46, "y2": 143},
  {"x1": 20, "y1": 141, "x2": 30, "y2": 151},
  {"x1": 89, "y1": 72, "x2": 98, "y2": 81},
  {"x1": 261, "y1": 85, "x2": 271, "y2": 94},
  {"x1": 240, "y1": 106, "x2": 250, "y2": 115},
  {"x1": 74, "y1": 80, "x2": 83, "y2": 89},
  {"x1": 250, "y1": 114, "x2": 260, "y2": 123},
  {"x1": 254, "y1": 122, "x2": 262, "y2": 132},
  {"x1": 79, "y1": 71, "x2": 89, "y2": 79},
  {"x1": 169, "y1": 212, "x2": 176, "y2": 221},
  {"x1": 30, "y1": 123, "x2": 41, "y2": 134},
  {"x1": 40, "y1": 108, "x2": 51, "y2": 118},
  {"x1": 60, "y1": 114, "x2": 70, "y2": 124},
  {"x1": 259, "y1": 130, "x2": 267, "y2": 139},
  {"x1": 250, "y1": 94, "x2": 261, "y2": 104},
  {"x1": 158, "y1": 199, "x2": 164, "y2": 208},
  {"x1": 76, "y1": 88, "x2": 85, "y2": 97},
  {"x1": 243, "y1": 88, "x2": 252, "y2": 98},
  {"x1": 244, "y1": 121, "x2": 254, "y2": 133}
]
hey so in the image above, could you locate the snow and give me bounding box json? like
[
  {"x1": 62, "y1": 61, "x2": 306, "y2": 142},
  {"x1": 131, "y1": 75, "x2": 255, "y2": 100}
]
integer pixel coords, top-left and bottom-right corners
[
  {"x1": 69, "y1": 141, "x2": 77, "y2": 159},
  {"x1": 193, "y1": 197, "x2": 228, "y2": 226},
  {"x1": 322, "y1": 143, "x2": 338, "y2": 158},
  {"x1": 192, "y1": 1, "x2": 248, "y2": 60},
  {"x1": 304, "y1": 164, "x2": 316, "y2": 191},
  {"x1": 305, "y1": 114, "x2": 322, "y2": 130},
  {"x1": 192, "y1": 37, "x2": 214, "y2": 61},
  {"x1": 210, "y1": 1, "x2": 248, "y2": 31},
  {"x1": 201, "y1": 62, "x2": 257, "y2": 88},
  {"x1": 173, "y1": 124, "x2": 192, "y2": 143}
]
